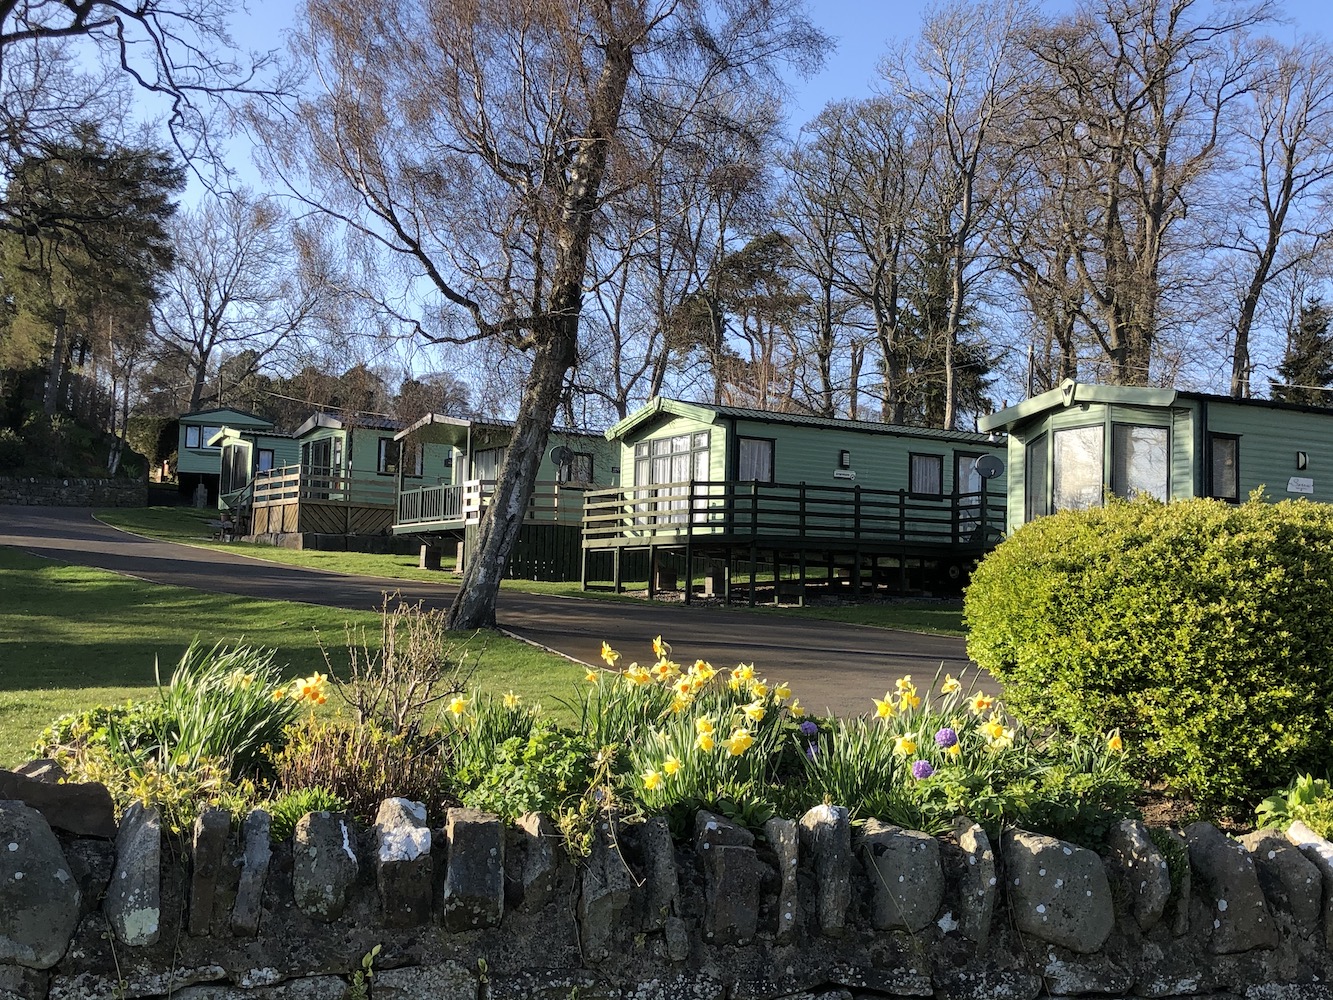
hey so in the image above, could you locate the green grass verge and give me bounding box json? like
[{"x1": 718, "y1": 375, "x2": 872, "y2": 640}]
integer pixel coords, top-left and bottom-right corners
[
  {"x1": 0, "y1": 546, "x2": 585, "y2": 768},
  {"x1": 95, "y1": 506, "x2": 961, "y2": 630}
]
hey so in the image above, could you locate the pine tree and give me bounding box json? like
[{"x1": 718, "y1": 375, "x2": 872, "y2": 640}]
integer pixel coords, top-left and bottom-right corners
[{"x1": 1272, "y1": 299, "x2": 1333, "y2": 406}]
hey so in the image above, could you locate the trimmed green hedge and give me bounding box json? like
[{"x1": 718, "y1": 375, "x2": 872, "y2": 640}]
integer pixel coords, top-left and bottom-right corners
[{"x1": 965, "y1": 496, "x2": 1333, "y2": 814}]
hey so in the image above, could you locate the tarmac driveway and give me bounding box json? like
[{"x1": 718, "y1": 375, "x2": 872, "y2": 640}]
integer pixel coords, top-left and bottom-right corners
[{"x1": 0, "y1": 506, "x2": 990, "y2": 717}]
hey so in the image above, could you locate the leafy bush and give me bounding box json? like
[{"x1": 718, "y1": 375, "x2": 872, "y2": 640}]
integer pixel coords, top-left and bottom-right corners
[
  {"x1": 264, "y1": 786, "x2": 350, "y2": 842},
  {"x1": 965, "y1": 496, "x2": 1333, "y2": 814},
  {"x1": 462, "y1": 721, "x2": 595, "y2": 822},
  {"x1": 0, "y1": 427, "x2": 22, "y2": 471},
  {"x1": 1256, "y1": 774, "x2": 1333, "y2": 839}
]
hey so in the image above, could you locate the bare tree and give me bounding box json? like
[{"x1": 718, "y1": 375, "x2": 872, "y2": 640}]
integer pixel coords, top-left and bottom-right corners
[
  {"x1": 152, "y1": 190, "x2": 320, "y2": 412},
  {"x1": 1224, "y1": 36, "x2": 1333, "y2": 397},
  {"x1": 255, "y1": 0, "x2": 826, "y2": 628}
]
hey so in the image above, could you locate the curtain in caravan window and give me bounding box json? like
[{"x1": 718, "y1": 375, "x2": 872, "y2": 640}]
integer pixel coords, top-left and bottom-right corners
[
  {"x1": 1052, "y1": 425, "x2": 1104, "y2": 510},
  {"x1": 472, "y1": 447, "x2": 506, "y2": 481},
  {"x1": 909, "y1": 454, "x2": 943, "y2": 496},
  {"x1": 737, "y1": 438, "x2": 774, "y2": 482},
  {"x1": 1112, "y1": 425, "x2": 1168, "y2": 500}
]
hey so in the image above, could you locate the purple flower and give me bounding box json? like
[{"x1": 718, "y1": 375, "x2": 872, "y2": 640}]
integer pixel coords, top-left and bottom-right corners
[
  {"x1": 911, "y1": 759, "x2": 935, "y2": 780},
  {"x1": 934, "y1": 727, "x2": 958, "y2": 749},
  {"x1": 806, "y1": 742, "x2": 818, "y2": 760},
  {"x1": 799, "y1": 720, "x2": 819, "y2": 738}
]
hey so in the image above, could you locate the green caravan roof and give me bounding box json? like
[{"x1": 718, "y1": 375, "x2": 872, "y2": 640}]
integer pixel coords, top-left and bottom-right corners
[
  {"x1": 978, "y1": 381, "x2": 1179, "y2": 433},
  {"x1": 608, "y1": 397, "x2": 997, "y2": 445},
  {"x1": 394, "y1": 412, "x2": 607, "y2": 448},
  {"x1": 292, "y1": 411, "x2": 405, "y2": 439},
  {"x1": 180, "y1": 407, "x2": 275, "y2": 430}
]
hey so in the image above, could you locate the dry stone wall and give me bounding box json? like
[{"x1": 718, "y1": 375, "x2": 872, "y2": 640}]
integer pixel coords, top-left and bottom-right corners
[
  {"x1": 2, "y1": 769, "x2": 1333, "y2": 1000},
  {"x1": 0, "y1": 476, "x2": 146, "y2": 507}
]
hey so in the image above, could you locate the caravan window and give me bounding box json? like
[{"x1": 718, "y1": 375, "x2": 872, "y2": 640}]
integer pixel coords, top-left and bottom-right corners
[
  {"x1": 909, "y1": 453, "x2": 944, "y2": 497},
  {"x1": 1025, "y1": 435, "x2": 1048, "y2": 520},
  {"x1": 737, "y1": 438, "x2": 774, "y2": 482},
  {"x1": 1112, "y1": 424, "x2": 1169, "y2": 500},
  {"x1": 1209, "y1": 434, "x2": 1240, "y2": 501},
  {"x1": 1053, "y1": 425, "x2": 1104, "y2": 511}
]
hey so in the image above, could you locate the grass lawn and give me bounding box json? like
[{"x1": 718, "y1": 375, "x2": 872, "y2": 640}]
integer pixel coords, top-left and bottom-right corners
[
  {"x1": 0, "y1": 546, "x2": 586, "y2": 769},
  {"x1": 96, "y1": 506, "x2": 962, "y2": 632}
]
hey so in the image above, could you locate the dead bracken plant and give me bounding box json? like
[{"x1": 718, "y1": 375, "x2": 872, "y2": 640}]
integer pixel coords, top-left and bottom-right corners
[{"x1": 318, "y1": 594, "x2": 475, "y2": 739}]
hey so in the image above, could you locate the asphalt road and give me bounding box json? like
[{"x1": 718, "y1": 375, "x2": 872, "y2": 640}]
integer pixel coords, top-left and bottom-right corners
[{"x1": 0, "y1": 506, "x2": 989, "y2": 717}]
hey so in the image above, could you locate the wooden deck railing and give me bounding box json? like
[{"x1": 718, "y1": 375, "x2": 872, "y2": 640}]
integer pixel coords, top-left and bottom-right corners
[
  {"x1": 581, "y1": 480, "x2": 1005, "y2": 549},
  {"x1": 396, "y1": 479, "x2": 587, "y2": 529},
  {"x1": 252, "y1": 465, "x2": 399, "y2": 507}
]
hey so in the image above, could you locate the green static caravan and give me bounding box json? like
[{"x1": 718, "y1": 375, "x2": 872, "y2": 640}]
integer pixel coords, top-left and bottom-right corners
[
  {"x1": 978, "y1": 379, "x2": 1333, "y2": 530},
  {"x1": 248, "y1": 411, "x2": 453, "y2": 541},
  {"x1": 209, "y1": 425, "x2": 299, "y2": 514},
  {"x1": 584, "y1": 397, "x2": 1009, "y2": 604},
  {"x1": 392, "y1": 413, "x2": 619, "y2": 582},
  {"x1": 176, "y1": 407, "x2": 277, "y2": 504}
]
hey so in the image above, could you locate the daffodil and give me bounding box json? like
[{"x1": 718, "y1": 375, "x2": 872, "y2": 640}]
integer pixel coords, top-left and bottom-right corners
[
  {"x1": 750, "y1": 680, "x2": 769, "y2": 699},
  {"x1": 447, "y1": 695, "x2": 469, "y2": 717},
  {"x1": 624, "y1": 664, "x2": 652, "y2": 686},
  {"x1": 503, "y1": 690, "x2": 521, "y2": 709},
  {"x1": 696, "y1": 731, "x2": 716, "y2": 752},
  {"x1": 723, "y1": 727, "x2": 754, "y2": 756},
  {"x1": 896, "y1": 675, "x2": 916, "y2": 695},
  {"x1": 696, "y1": 717, "x2": 715, "y2": 735},
  {"x1": 691, "y1": 660, "x2": 716, "y2": 681},
  {"x1": 585, "y1": 668, "x2": 600, "y2": 684},
  {"x1": 601, "y1": 641, "x2": 621, "y2": 666},
  {"x1": 789, "y1": 698, "x2": 806, "y2": 718},
  {"x1": 940, "y1": 673, "x2": 962, "y2": 695},
  {"x1": 669, "y1": 697, "x2": 691, "y2": 714},
  {"x1": 652, "y1": 659, "x2": 680, "y2": 682},
  {"x1": 653, "y1": 635, "x2": 668, "y2": 658},
  {"x1": 945, "y1": 742, "x2": 962, "y2": 757},
  {"x1": 969, "y1": 692, "x2": 996, "y2": 715},
  {"x1": 663, "y1": 756, "x2": 682, "y2": 776},
  {"x1": 774, "y1": 682, "x2": 792, "y2": 701},
  {"x1": 898, "y1": 691, "x2": 922, "y2": 711},
  {"x1": 732, "y1": 662, "x2": 755, "y2": 683},
  {"x1": 742, "y1": 699, "x2": 766, "y2": 723},
  {"x1": 642, "y1": 769, "x2": 663, "y2": 791},
  {"x1": 674, "y1": 676, "x2": 695, "y2": 698},
  {"x1": 873, "y1": 694, "x2": 895, "y2": 719},
  {"x1": 894, "y1": 735, "x2": 918, "y2": 756},
  {"x1": 270, "y1": 688, "x2": 285, "y2": 702},
  {"x1": 1107, "y1": 729, "x2": 1124, "y2": 753}
]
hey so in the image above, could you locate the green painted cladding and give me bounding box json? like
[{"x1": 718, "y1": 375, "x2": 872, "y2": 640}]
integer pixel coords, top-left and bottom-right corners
[
  {"x1": 177, "y1": 408, "x2": 274, "y2": 477},
  {"x1": 1203, "y1": 400, "x2": 1333, "y2": 502}
]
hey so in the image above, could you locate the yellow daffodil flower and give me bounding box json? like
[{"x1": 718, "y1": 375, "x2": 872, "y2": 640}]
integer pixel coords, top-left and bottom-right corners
[
  {"x1": 653, "y1": 635, "x2": 668, "y2": 658},
  {"x1": 873, "y1": 694, "x2": 895, "y2": 719},
  {"x1": 624, "y1": 664, "x2": 652, "y2": 686},
  {"x1": 696, "y1": 717, "x2": 715, "y2": 735},
  {"x1": 894, "y1": 735, "x2": 918, "y2": 756},
  {"x1": 669, "y1": 697, "x2": 691, "y2": 714},
  {"x1": 674, "y1": 677, "x2": 694, "y2": 697},
  {"x1": 742, "y1": 699, "x2": 766, "y2": 723},
  {"x1": 663, "y1": 756, "x2": 682, "y2": 776},
  {"x1": 601, "y1": 641, "x2": 621, "y2": 666},
  {"x1": 969, "y1": 692, "x2": 996, "y2": 715},
  {"x1": 723, "y1": 728, "x2": 754, "y2": 756},
  {"x1": 270, "y1": 688, "x2": 285, "y2": 702},
  {"x1": 774, "y1": 682, "x2": 791, "y2": 701},
  {"x1": 945, "y1": 742, "x2": 962, "y2": 757},
  {"x1": 1107, "y1": 729, "x2": 1124, "y2": 753},
  {"x1": 789, "y1": 698, "x2": 806, "y2": 718},
  {"x1": 691, "y1": 660, "x2": 715, "y2": 681},
  {"x1": 732, "y1": 663, "x2": 755, "y2": 683},
  {"x1": 898, "y1": 692, "x2": 922, "y2": 711},
  {"x1": 448, "y1": 695, "x2": 469, "y2": 717},
  {"x1": 502, "y1": 691, "x2": 521, "y2": 709},
  {"x1": 642, "y1": 769, "x2": 663, "y2": 791},
  {"x1": 750, "y1": 680, "x2": 769, "y2": 699},
  {"x1": 585, "y1": 668, "x2": 600, "y2": 684},
  {"x1": 696, "y1": 732, "x2": 716, "y2": 752},
  {"x1": 896, "y1": 675, "x2": 915, "y2": 695},
  {"x1": 940, "y1": 674, "x2": 962, "y2": 695}
]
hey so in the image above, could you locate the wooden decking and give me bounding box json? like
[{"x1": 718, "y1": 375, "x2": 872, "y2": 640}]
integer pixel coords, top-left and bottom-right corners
[
  {"x1": 249, "y1": 467, "x2": 397, "y2": 536},
  {"x1": 394, "y1": 479, "x2": 586, "y2": 533},
  {"x1": 579, "y1": 479, "x2": 1005, "y2": 603}
]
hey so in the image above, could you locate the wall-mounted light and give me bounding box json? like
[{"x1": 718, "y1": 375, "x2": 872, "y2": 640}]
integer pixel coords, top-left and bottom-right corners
[
  {"x1": 1297, "y1": 451, "x2": 1309, "y2": 470},
  {"x1": 839, "y1": 449, "x2": 851, "y2": 469}
]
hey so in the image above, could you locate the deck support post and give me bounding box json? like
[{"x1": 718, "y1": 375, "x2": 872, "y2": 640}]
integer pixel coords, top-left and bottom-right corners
[
  {"x1": 579, "y1": 545, "x2": 589, "y2": 592},
  {"x1": 748, "y1": 544, "x2": 758, "y2": 607},
  {"x1": 851, "y1": 550, "x2": 862, "y2": 596},
  {"x1": 683, "y1": 542, "x2": 693, "y2": 605},
  {"x1": 613, "y1": 548, "x2": 622, "y2": 594},
  {"x1": 772, "y1": 548, "x2": 780, "y2": 606},
  {"x1": 648, "y1": 545, "x2": 657, "y2": 601},
  {"x1": 798, "y1": 549, "x2": 807, "y2": 607}
]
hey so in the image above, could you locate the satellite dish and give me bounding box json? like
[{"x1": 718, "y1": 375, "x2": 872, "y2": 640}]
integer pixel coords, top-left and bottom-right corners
[
  {"x1": 549, "y1": 445, "x2": 574, "y2": 466},
  {"x1": 974, "y1": 455, "x2": 1004, "y2": 480}
]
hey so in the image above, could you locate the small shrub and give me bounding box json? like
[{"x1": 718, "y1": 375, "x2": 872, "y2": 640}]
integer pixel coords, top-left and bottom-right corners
[
  {"x1": 0, "y1": 427, "x2": 22, "y2": 471},
  {"x1": 265, "y1": 786, "x2": 351, "y2": 842},
  {"x1": 965, "y1": 496, "x2": 1333, "y2": 814},
  {"x1": 462, "y1": 721, "x2": 596, "y2": 822},
  {"x1": 272, "y1": 718, "x2": 454, "y2": 823},
  {"x1": 1256, "y1": 773, "x2": 1333, "y2": 839}
]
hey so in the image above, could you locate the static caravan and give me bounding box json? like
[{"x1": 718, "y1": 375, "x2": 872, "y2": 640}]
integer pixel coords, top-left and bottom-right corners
[
  {"x1": 248, "y1": 412, "x2": 451, "y2": 539},
  {"x1": 978, "y1": 379, "x2": 1333, "y2": 530},
  {"x1": 210, "y1": 425, "x2": 299, "y2": 513},
  {"x1": 176, "y1": 407, "x2": 276, "y2": 504},
  {"x1": 392, "y1": 413, "x2": 618, "y2": 582},
  {"x1": 584, "y1": 398, "x2": 1008, "y2": 602}
]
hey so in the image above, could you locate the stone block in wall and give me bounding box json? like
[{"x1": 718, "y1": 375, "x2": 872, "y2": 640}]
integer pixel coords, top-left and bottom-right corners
[
  {"x1": 507, "y1": 812, "x2": 561, "y2": 912},
  {"x1": 857, "y1": 819, "x2": 944, "y2": 933},
  {"x1": 694, "y1": 809, "x2": 754, "y2": 851},
  {"x1": 1186, "y1": 821, "x2": 1280, "y2": 954},
  {"x1": 0, "y1": 964, "x2": 49, "y2": 1000},
  {"x1": 61, "y1": 836, "x2": 115, "y2": 919},
  {"x1": 189, "y1": 807, "x2": 231, "y2": 936},
  {"x1": 1029, "y1": 945, "x2": 1132, "y2": 996},
  {"x1": 1238, "y1": 829, "x2": 1323, "y2": 933},
  {"x1": 231, "y1": 808, "x2": 271, "y2": 936},
  {"x1": 799, "y1": 804, "x2": 851, "y2": 937},
  {"x1": 49, "y1": 965, "x2": 229, "y2": 1000},
  {"x1": 1285, "y1": 820, "x2": 1333, "y2": 951},
  {"x1": 1001, "y1": 828, "x2": 1114, "y2": 954},
  {"x1": 1106, "y1": 818, "x2": 1171, "y2": 932},
  {"x1": 488, "y1": 969, "x2": 617, "y2": 1000},
  {"x1": 0, "y1": 769, "x2": 115, "y2": 838},
  {"x1": 637, "y1": 814, "x2": 678, "y2": 930},
  {"x1": 703, "y1": 843, "x2": 764, "y2": 945},
  {"x1": 375, "y1": 797, "x2": 432, "y2": 928},
  {"x1": 442, "y1": 807, "x2": 504, "y2": 931},
  {"x1": 0, "y1": 801, "x2": 81, "y2": 969},
  {"x1": 577, "y1": 813, "x2": 633, "y2": 961},
  {"x1": 371, "y1": 962, "x2": 476, "y2": 999},
  {"x1": 953, "y1": 818, "x2": 997, "y2": 950},
  {"x1": 151, "y1": 975, "x2": 348, "y2": 999},
  {"x1": 105, "y1": 801, "x2": 161, "y2": 947},
  {"x1": 763, "y1": 817, "x2": 800, "y2": 943},
  {"x1": 292, "y1": 811, "x2": 359, "y2": 922}
]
